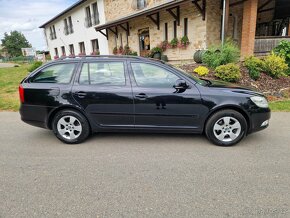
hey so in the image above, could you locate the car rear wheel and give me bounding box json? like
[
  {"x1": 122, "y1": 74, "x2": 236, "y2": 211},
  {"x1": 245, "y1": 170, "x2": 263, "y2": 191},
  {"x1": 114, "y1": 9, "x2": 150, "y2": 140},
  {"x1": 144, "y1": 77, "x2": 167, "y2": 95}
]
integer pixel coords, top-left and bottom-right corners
[
  {"x1": 52, "y1": 109, "x2": 90, "y2": 144},
  {"x1": 205, "y1": 109, "x2": 247, "y2": 146}
]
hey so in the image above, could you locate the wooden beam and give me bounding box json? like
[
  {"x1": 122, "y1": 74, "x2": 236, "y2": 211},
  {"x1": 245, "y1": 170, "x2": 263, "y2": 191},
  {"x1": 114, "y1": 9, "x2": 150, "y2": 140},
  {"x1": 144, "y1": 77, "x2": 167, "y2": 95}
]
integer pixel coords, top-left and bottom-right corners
[
  {"x1": 119, "y1": 22, "x2": 130, "y2": 36},
  {"x1": 258, "y1": 7, "x2": 274, "y2": 13},
  {"x1": 97, "y1": 29, "x2": 108, "y2": 40},
  {"x1": 230, "y1": 0, "x2": 247, "y2": 7},
  {"x1": 166, "y1": 6, "x2": 180, "y2": 25},
  {"x1": 147, "y1": 12, "x2": 160, "y2": 30},
  {"x1": 108, "y1": 26, "x2": 118, "y2": 37},
  {"x1": 258, "y1": 0, "x2": 272, "y2": 12},
  {"x1": 192, "y1": 0, "x2": 206, "y2": 20}
]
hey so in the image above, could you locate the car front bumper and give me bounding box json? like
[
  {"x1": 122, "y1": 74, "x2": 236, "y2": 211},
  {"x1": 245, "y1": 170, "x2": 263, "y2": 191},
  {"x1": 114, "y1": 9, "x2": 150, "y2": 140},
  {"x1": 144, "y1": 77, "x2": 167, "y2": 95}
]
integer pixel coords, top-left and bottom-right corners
[{"x1": 248, "y1": 108, "x2": 271, "y2": 134}]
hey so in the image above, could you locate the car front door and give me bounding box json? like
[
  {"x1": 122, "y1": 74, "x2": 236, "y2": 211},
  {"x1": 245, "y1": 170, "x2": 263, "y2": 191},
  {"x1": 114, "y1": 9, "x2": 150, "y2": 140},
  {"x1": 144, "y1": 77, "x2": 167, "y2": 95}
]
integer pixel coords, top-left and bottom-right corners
[
  {"x1": 72, "y1": 60, "x2": 134, "y2": 128},
  {"x1": 129, "y1": 61, "x2": 204, "y2": 130}
]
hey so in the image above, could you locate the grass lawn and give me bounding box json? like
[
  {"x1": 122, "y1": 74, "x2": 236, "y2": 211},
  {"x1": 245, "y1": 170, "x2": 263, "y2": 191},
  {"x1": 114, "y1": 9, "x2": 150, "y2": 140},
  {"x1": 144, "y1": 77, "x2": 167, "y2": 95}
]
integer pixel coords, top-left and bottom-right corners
[
  {"x1": 269, "y1": 100, "x2": 290, "y2": 112},
  {"x1": 0, "y1": 63, "x2": 289, "y2": 112},
  {"x1": 0, "y1": 64, "x2": 30, "y2": 111}
]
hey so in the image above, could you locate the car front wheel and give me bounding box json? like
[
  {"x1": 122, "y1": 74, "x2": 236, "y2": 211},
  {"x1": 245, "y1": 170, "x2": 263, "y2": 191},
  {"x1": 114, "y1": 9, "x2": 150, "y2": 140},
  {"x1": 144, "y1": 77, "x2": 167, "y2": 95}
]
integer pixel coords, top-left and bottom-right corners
[
  {"x1": 205, "y1": 109, "x2": 247, "y2": 146},
  {"x1": 52, "y1": 109, "x2": 90, "y2": 144}
]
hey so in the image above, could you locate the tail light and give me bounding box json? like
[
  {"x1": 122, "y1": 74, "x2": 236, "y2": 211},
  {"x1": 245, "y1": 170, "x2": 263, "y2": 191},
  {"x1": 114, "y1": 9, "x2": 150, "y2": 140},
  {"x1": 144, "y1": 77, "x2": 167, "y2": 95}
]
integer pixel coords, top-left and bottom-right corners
[{"x1": 19, "y1": 85, "x2": 24, "y2": 103}]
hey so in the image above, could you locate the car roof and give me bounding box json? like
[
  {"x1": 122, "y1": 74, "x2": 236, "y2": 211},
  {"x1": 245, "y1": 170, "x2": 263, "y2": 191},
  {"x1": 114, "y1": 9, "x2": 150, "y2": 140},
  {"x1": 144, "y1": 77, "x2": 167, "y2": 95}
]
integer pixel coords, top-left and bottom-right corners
[{"x1": 51, "y1": 55, "x2": 166, "y2": 64}]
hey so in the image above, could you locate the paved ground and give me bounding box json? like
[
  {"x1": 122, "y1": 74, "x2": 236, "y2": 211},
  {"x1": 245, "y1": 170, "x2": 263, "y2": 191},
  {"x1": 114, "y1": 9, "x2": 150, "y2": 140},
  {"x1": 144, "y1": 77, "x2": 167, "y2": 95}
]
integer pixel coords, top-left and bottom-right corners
[
  {"x1": 0, "y1": 112, "x2": 289, "y2": 218},
  {"x1": 0, "y1": 63, "x2": 15, "y2": 68}
]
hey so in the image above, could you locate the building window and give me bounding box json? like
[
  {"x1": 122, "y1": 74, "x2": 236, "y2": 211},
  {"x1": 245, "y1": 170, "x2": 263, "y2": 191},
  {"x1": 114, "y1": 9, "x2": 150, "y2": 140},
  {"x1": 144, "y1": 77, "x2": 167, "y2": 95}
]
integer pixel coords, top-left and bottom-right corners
[
  {"x1": 61, "y1": 46, "x2": 66, "y2": 56},
  {"x1": 68, "y1": 16, "x2": 74, "y2": 34},
  {"x1": 64, "y1": 18, "x2": 69, "y2": 35},
  {"x1": 184, "y1": 18, "x2": 188, "y2": 36},
  {"x1": 91, "y1": 39, "x2": 99, "y2": 53},
  {"x1": 164, "y1": 23, "x2": 168, "y2": 41},
  {"x1": 85, "y1": 6, "x2": 92, "y2": 27},
  {"x1": 69, "y1": 44, "x2": 75, "y2": 55},
  {"x1": 173, "y1": 20, "x2": 177, "y2": 38},
  {"x1": 49, "y1": 25, "x2": 57, "y2": 40},
  {"x1": 54, "y1": 48, "x2": 59, "y2": 57},
  {"x1": 79, "y1": 42, "x2": 86, "y2": 54},
  {"x1": 92, "y1": 2, "x2": 100, "y2": 25},
  {"x1": 137, "y1": 0, "x2": 146, "y2": 9}
]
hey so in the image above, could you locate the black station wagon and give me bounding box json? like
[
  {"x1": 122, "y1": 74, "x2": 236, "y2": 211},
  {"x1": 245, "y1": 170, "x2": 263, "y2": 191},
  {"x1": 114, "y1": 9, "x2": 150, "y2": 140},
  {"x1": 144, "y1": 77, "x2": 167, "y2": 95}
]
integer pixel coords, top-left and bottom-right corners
[{"x1": 19, "y1": 56, "x2": 270, "y2": 146}]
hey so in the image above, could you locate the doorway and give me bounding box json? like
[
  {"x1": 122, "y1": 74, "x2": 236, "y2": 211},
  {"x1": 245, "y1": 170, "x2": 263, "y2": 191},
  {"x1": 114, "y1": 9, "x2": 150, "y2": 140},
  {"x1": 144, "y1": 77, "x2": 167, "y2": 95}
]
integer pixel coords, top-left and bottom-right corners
[{"x1": 138, "y1": 28, "x2": 150, "y2": 57}]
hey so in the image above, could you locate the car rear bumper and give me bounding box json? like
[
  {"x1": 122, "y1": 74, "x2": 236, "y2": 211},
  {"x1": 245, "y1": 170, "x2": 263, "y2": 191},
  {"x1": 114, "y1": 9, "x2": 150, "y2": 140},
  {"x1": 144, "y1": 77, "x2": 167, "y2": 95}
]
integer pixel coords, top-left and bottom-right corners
[
  {"x1": 248, "y1": 108, "x2": 271, "y2": 134},
  {"x1": 19, "y1": 104, "x2": 53, "y2": 129}
]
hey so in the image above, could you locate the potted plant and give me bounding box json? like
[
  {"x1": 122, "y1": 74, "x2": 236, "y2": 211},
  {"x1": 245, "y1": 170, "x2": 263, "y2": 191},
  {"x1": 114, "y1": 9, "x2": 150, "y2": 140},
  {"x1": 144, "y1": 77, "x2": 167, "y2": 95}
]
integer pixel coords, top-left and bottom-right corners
[
  {"x1": 78, "y1": 52, "x2": 86, "y2": 56},
  {"x1": 179, "y1": 36, "x2": 190, "y2": 48},
  {"x1": 118, "y1": 46, "x2": 124, "y2": 54},
  {"x1": 90, "y1": 50, "x2": 100, "y2": 55},
  {"x1": 150, "y1": 47, "x2": 162, "y2": 59},
  {"x1": 159, "y1": 40, "x2": 169, "y2": 52},
  {"x1": 122, "y1": 45, "x2": 131, "y2": 55},
  {"x1": 113, "y1": 47, "x2": 118, "y2": 55},
  {"x1": 170, "y1": 38, "x2": 178, "y2": 48}
]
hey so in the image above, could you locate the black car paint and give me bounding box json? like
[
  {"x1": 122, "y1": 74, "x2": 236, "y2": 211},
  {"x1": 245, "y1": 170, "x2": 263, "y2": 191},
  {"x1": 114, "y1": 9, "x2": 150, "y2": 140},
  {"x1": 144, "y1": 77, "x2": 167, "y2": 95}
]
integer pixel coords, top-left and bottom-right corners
[{"x1": 19, "y1": 57, "x2": 270, "y2": 135}]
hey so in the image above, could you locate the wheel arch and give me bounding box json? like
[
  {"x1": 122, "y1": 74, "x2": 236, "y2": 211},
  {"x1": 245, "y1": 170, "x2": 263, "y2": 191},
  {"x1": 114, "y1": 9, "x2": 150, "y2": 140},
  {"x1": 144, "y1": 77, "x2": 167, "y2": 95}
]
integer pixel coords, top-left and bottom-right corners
[
  {"x1": 47, "y1": 105, "x2": 92, "y2": 131},
  {"x1": 204, "y1": 105, "x2": 251, "y2": 133}
]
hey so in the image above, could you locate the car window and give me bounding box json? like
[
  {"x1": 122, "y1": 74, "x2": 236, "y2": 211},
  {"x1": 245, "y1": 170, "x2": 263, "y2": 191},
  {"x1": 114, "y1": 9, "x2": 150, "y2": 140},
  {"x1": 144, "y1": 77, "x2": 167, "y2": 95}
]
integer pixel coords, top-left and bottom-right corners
[
  {"x1": 30, "y1": 63, "x2": 76, "y2": 84},
  {"x1": 131, "y1": 62, "x2": 179, "y2": 88},
  {"x1": 79, "y1": 62, "x2": 125, "y2": 86}
]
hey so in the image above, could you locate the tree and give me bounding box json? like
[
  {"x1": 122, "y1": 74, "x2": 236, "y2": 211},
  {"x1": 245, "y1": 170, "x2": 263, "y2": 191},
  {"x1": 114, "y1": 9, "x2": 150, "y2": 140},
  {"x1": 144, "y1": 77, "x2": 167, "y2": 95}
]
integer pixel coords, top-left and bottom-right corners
[{"x1": 1, "y1": 31, "x2": 31, "y2": 57}]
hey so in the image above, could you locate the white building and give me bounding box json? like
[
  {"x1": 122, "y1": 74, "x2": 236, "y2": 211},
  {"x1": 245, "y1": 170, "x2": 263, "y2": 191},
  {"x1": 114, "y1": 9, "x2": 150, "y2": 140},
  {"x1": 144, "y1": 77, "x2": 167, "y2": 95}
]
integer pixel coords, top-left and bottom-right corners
[{"x1": 40, "y1": 0, "x2": 109, "y2": 58}]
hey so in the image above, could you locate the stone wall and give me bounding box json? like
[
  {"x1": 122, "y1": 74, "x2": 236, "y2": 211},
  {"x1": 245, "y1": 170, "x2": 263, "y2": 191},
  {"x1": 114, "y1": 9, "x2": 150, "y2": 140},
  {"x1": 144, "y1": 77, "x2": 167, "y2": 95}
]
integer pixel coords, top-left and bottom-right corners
[
  {"x1": 104, "y1": 0, "x2": 167, "y2": 21},
  {"x1": 106, "y1": 2, "x2": 207, "y2": 60}
]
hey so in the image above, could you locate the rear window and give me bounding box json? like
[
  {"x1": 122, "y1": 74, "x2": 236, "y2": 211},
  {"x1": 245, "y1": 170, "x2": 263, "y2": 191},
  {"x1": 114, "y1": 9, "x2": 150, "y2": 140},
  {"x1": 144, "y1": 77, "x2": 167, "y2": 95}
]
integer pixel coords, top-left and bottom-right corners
[
  {"x1": 30, "y1": 63, "x2": 76, "y2": 84},
  {"x1": 79, "y1": 62, "x2": 125, "y2": 86}
]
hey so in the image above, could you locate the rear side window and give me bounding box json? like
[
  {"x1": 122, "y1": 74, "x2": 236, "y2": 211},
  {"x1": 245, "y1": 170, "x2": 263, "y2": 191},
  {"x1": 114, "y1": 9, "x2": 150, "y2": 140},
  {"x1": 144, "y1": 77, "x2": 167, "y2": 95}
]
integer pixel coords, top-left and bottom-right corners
[
  {"x1": 30, "y1": 63, "x2": 76, "y2": 84},
  {"x1": 79, "y1": 62, "x2": 125, "y2": 86}
]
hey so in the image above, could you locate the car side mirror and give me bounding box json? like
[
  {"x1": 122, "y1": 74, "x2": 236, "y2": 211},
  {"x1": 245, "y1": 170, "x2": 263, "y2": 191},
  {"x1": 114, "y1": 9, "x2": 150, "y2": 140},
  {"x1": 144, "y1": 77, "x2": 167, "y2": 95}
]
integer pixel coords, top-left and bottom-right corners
[{"x1": 173, "y1": 79, "x2": 188, "y2": 89}]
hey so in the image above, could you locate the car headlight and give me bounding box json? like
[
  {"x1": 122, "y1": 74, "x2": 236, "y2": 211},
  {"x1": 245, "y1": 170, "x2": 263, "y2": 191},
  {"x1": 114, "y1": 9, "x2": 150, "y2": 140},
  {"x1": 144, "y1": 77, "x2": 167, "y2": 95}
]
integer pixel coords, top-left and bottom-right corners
[{"x1": 250, "y1": 96, "x2": 269, "y2": 108}]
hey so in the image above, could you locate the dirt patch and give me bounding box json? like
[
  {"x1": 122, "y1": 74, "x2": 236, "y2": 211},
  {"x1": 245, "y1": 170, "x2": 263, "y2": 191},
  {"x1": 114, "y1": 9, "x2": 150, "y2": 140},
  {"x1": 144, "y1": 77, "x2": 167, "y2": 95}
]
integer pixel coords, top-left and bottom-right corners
[{"x1": 179, "y1": 63, "x2": 290, "y2": 97}]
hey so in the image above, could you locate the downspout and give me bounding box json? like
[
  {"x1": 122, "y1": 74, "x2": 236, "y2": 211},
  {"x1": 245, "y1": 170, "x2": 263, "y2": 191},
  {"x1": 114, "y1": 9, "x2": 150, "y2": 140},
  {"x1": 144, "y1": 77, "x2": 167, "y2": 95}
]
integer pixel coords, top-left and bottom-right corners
[{"x1": 221, "y1": 0, "x2": 227, "y2": 46}]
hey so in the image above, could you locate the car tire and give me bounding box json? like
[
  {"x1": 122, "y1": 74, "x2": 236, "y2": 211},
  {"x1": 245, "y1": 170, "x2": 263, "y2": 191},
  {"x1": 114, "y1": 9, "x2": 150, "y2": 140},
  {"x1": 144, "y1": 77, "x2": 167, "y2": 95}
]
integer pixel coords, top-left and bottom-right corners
[
  {"x1": 205, "y1": 109, "x2": 247, "y2": 146},
  {"x1": 52, "y1": 109, "x2": 90, "y2": 144}
]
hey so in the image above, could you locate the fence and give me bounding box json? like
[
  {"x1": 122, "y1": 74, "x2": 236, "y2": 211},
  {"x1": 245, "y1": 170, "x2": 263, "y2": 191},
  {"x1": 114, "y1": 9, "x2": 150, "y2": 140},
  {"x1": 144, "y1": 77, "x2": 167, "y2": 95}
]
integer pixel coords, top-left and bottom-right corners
[{"x1": 254, "y1": 36, "x2": 290, "y2": 55}]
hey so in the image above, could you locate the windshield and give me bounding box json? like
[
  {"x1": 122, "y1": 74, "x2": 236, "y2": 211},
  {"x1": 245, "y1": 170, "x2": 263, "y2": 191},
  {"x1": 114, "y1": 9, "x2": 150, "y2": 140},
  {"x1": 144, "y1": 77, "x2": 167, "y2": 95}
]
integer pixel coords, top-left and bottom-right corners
[{"x1": 165, "y1": 63, "x2": 208, "y2": 86}]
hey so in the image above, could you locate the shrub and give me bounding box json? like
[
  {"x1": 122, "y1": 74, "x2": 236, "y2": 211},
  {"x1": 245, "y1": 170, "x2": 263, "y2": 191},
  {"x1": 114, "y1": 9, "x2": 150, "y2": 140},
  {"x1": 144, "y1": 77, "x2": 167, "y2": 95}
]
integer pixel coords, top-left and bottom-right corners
[
  {"x1": 215, "y1": 63, "x2": 241, "y2": 82},
  {"x1": 202, "y1": 40, "x2": 240, "y2": 68},
  {"x1": 262, "y1": 54, "x2": 288, "y2": 78},
  {"x1": 273, "y1": 40, "x2": 290, "y2": 75},
  {"x1": 193, "y1": 66, "x2": 209, "y2": 76},
  {"x1": 28, "y1": 61, "x2": 42, "y2": 72},
  {"x1": 244, "y1": 56, "x2": 263, "y2": 80}
]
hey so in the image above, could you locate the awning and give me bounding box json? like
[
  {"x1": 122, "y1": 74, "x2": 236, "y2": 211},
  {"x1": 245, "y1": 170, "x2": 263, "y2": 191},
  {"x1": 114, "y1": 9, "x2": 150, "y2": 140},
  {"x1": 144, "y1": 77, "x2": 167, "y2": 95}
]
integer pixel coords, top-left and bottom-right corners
[{"x1": 94, "y1": 0, "x2": 206, "y2": 39}]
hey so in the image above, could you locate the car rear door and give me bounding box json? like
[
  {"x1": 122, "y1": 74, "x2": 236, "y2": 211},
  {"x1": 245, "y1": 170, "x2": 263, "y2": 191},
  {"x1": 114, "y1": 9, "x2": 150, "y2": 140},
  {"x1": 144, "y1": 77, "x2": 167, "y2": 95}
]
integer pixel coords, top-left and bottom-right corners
[
  {"x1": 72, "y1": 59, "x2": 134, "y2": 128},
  {"x1": 128, "y1": 61, "x2": 205, "y2": 130}
]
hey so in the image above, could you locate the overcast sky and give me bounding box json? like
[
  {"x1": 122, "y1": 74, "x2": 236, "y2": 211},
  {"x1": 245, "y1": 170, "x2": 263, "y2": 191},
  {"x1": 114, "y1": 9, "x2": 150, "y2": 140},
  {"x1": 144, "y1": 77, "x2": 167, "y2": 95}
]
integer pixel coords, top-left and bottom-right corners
[{"x1": 0, "y1": 0, "x2": 77, "y2": 50}]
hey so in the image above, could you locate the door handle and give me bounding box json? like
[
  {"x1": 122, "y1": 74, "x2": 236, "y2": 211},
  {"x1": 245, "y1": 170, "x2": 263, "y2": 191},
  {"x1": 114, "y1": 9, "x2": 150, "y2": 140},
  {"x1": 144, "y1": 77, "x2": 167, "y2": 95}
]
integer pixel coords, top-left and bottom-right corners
[
  {"x1": 135, "y1": 93, "x2": 148, "y2": 99},
  {"x1": 75, "y1": 91, "x2": 87, "y2": 98}
]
